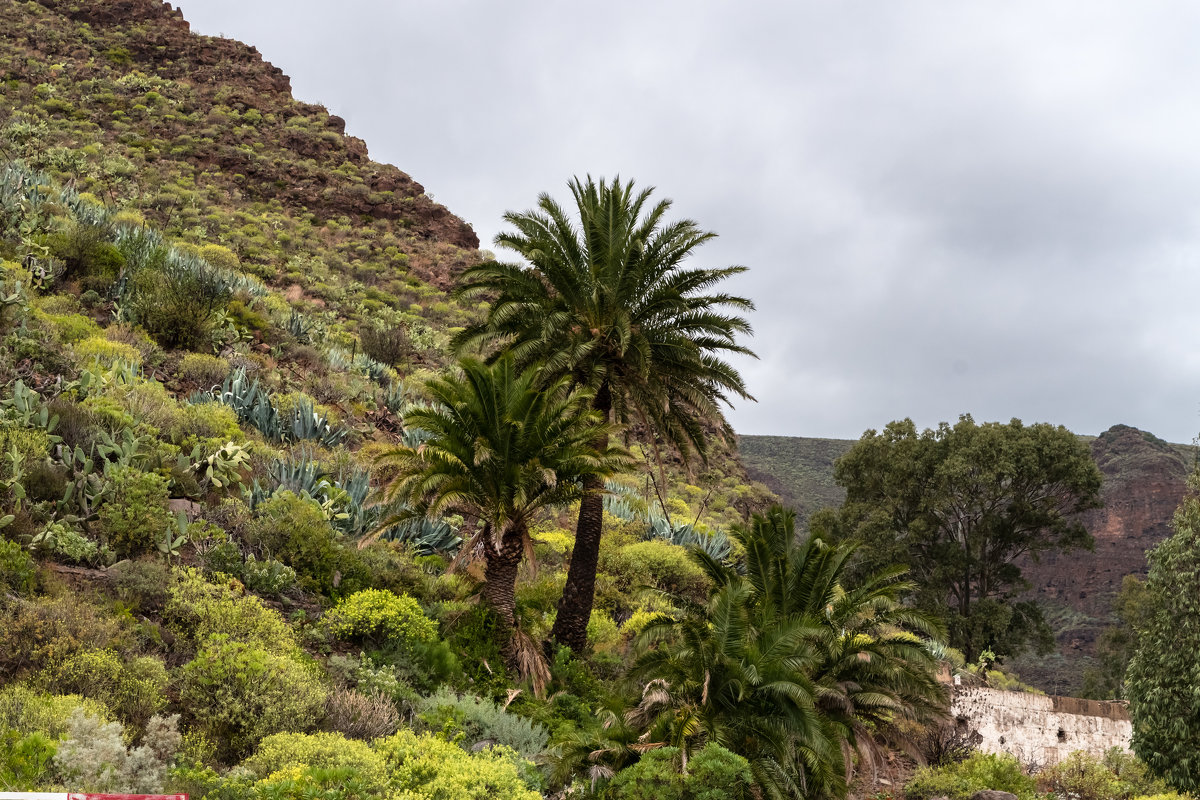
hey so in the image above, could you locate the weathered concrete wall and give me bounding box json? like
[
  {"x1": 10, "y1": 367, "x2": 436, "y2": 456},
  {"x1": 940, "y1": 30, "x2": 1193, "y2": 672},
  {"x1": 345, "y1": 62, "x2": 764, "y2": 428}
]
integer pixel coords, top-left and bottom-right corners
[{"x1": 951, "y1": 686, "x2": 1131, "y2": 766}]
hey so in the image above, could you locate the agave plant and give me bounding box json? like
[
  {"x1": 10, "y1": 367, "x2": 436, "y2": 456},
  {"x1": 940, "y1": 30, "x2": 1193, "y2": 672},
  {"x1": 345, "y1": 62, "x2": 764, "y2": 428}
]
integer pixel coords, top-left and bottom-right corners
[
  {"x1": 379, "y1": 515, "x2": 462, "y2": 556},
  {"x1": 208, "y1": 367, "x2": 281, "y2": 440},
  {"x1": 285, "y1": 396, "x2": 347, "y2": 447},
  {"x1": 647, "y1": 515, "x2": 733, "y2": 562}
]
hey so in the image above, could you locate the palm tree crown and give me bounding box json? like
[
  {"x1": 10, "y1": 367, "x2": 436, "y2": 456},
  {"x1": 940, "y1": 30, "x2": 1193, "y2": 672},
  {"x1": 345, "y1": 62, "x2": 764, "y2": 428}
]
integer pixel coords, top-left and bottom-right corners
[
  {"x1": 631, "y1": 506, "x2": 947, "y2": 800},
  {"x1": 374, "y1": 355, "x2": 633, "y2": 666},
  {"x1": 454, "y1": 174, "x2": 755, "y2": 459}
]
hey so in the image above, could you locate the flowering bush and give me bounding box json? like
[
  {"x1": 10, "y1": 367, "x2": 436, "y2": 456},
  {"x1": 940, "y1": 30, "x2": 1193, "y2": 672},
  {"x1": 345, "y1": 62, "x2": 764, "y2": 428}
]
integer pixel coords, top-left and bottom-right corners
[{"x1": 326, "y1": 588, "x2": 436, "y2": 647}]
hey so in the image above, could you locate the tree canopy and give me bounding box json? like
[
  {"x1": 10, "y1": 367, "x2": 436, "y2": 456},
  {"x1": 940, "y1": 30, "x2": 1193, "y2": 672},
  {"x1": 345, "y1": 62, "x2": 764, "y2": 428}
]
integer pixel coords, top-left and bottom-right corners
[
  {"x1": 1127, "y1": 475, "x2": 1200, "y2": 791},
  {"x1": 828, "y1": 415, "x2": 1102, "y2": 661}
]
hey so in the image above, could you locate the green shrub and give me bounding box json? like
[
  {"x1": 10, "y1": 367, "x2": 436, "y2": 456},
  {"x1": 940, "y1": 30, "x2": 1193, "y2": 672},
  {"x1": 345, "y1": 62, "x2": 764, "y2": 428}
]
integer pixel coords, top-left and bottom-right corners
[
  {"x1": 40, "y1": 311, "x2": 100, "y2": 344},
  {"x1": 243, "y1": 491, "x2": 345, "y2": 595},
  {"x1": 109, "y1": 558, "x2": 171, "y2": 612},
  {"x1": 175, "y1": 401, "x2": 243, "y2": 450},
  {"x1": 1038, "y1": 751, "x2": 1122, "y2": 800},
  {"x1": 0, "y1": 595, "x2": 121, "y2": 679},
  {"x1": 374, "y1": 729, "x2": 540, "y2": 800},
  {"x1": 37, "y1": 649, "x2": 168, "y2": 728},
  {"x1": 605, "y1": 744, "x2": 754, "y2": 800},
  {"x1": 240, "y1": 554, "x2": 297, "y2": 597},
  {"x1": 0, "y1": 423, "x2": 51, "y2": 473},
  {"x1": 688, "y1": 742, "x2": 757, "y2": 800},
  {"x1": 0, "y1": 729, "x2": 56, "y2": 788},
  {"x1": 97, "y1": 466, "x2": 172, "y2": 557},
  {"x1": 906, "y1": 751, "x2": 1038, "y2": 800},
  {"x1": 74, "y1": 335, "x2": 142, "y2": 368},
  {"x1": 47, "y1": 222, "x2": 125, "y2": 289},
  {"x1": 326, "y1": 588, "x2": 437, "y2": 647},
  {"x1": 165, "y1": 567, "x2": 297, "y2": 655},
  {"x1": 416, "y1": 687, "x2": 549, "y2": 760},
  {"x1": 0, "y1": 540, "x2": 37, "y2": 596},
  {"x1": 179, "y1": 634, "x2": 326, "y2": 761},
  {"x1": 588, "y1": 609, "x2": 620, "y2": 652},
  {"x1": 1036, "y1": 750, "x2": 1171, "y2": 800},
  {"x1": 603, "y1": 539, "x2": 710, "y2": 601},
  {"x1": 128, "y1": 258, "x2": 231, "y2": 351},
  {"x1": 0, "y1": 685, "x2": 110, "y2": 738},
  {"x1": 178, "y1": 352, "x2": 230, "y2": 387},
  {"x1": 242, "y1": 731, "x2": 388, "y2": 792}
]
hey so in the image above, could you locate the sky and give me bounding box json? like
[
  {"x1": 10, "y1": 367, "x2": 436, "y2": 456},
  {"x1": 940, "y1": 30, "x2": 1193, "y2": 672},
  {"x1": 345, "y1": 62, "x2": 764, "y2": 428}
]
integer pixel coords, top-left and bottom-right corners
[{"x1": 178, "y1": 1, "x2": 1200, "y2": 444}]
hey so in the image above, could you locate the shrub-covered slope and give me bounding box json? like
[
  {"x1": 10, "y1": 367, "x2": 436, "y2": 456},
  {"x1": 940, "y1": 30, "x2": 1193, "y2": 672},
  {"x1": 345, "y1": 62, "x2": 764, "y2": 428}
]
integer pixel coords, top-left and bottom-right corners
[{"x1": 0, "y1": 1, "x2": 782, "y2": 795}]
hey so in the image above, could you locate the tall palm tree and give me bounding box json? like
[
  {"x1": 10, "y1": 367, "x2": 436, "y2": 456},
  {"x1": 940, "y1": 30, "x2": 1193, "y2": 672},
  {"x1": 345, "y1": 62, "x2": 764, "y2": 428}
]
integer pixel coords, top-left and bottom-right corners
[
  {"x1": 631, "y1": 506, "x2": 947, "y2": 800},
  {"x1": 453, "y1": 175, "x2": 756, "y2": 652},
  {"x1": 374, "y1": 355, "x2": 632, "y2": 667}
]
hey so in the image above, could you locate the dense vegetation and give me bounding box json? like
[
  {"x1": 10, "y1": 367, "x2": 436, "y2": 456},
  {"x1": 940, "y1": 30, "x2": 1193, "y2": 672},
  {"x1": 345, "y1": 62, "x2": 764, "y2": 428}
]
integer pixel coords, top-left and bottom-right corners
[{"x1": 1, "y1": 3, "x2": 1194, "y2": 800}]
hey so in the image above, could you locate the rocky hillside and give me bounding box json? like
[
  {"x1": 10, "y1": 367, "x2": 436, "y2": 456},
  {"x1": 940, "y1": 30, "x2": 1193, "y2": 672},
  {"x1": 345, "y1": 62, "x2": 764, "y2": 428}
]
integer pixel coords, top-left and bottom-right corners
[{"x1": 740, "y1": 425, "x2": 1196, "y2": 693}]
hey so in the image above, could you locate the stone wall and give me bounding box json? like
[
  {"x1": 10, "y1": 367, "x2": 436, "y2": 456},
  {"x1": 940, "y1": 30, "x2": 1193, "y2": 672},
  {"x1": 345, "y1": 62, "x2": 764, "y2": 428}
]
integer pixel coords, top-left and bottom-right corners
[{"x1": 951, "y1": 686, "x2": 1131, "y2": 766}]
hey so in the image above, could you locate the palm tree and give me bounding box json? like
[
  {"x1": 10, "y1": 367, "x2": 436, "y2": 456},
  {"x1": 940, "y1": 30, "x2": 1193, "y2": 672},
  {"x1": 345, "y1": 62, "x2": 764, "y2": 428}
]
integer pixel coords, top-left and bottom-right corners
[
  {"x1": 630, "y1": 506, "x2": 947, "y2": 799},
  {"x1": 373, "y1": 355, "x2": 632, "y2": 667},
  {"x1": 453, "y1": 175, "x2": 756, "y2": 653}
]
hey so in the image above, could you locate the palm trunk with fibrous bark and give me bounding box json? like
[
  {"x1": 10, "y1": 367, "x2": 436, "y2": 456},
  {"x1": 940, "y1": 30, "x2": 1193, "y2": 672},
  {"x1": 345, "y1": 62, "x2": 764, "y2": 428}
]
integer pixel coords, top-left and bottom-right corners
[
  {"x1": 550, "y1": 384, "x2": 612, "y2": 653},
  {"x1": 482, "y1": 519, "x2": 526, "y2": 667}
]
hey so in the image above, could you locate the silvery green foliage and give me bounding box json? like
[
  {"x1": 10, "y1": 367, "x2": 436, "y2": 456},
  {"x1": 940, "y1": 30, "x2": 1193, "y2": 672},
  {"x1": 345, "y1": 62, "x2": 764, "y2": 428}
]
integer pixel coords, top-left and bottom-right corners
[
  {"x1": 205, "y1": 368, "x2": 346, "y2": 447},
  {"x1": 55, "y1": 710, "x2": 181, "y2": 793},
  {"x1": 416, "y1": 687, "x2": 548, "y2": 760},
  {"x1": 325, "y1": 345, "x2": 394, "y2": 386},
  {"x1": 380, "y1": 515, "x2": 461, "y2": 556}
]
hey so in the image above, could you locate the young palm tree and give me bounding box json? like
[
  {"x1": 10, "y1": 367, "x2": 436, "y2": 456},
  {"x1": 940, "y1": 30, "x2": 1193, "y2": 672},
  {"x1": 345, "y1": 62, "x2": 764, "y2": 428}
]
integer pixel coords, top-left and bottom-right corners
[
  {"x1": 373, "y1": 355, "x2": 632, "y2": 666},
  {"x1": 631, "y1": 506, "x2": 947, "y2": 800},
  {"x1": 453, "y1": 175, "x2": 756, "y2": 652}
]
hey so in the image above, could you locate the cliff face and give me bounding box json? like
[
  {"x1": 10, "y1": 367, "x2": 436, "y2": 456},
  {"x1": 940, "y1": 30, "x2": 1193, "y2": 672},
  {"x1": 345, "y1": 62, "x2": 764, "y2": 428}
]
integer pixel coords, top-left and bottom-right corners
[
  {"x1": 1010, "y1": 426, "x2": 1192, "y2": 691},
  {"x1": 1028, "y1": 425, "x2": 1189, "y2": 618}
]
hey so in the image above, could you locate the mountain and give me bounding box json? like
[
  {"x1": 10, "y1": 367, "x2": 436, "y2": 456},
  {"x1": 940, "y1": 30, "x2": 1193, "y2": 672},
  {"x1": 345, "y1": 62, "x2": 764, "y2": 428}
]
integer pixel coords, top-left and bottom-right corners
[{"x1": 740, "y1": 425, "x2": 1196, "y2": 693}]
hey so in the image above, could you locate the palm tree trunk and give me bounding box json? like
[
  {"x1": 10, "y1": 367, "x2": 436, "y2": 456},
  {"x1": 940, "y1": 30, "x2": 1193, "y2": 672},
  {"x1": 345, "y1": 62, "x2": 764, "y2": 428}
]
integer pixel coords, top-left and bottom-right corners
[
  {"x1": 482, "y1": 521, "x2": 525, "y2": 666},
  {"x1": 551, "y1": 385, "x2": 611, "y2": 653}
]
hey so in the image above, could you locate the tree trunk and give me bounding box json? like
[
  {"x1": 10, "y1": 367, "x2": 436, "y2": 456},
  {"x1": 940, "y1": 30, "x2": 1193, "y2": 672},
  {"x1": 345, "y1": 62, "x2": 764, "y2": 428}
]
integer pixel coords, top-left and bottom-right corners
[
  {"x1": 550, "y1": 385, "x2": 612, "y2": 653},
  {"x1": 482, "y1": 521, "x2": 525, "y2": 666}
]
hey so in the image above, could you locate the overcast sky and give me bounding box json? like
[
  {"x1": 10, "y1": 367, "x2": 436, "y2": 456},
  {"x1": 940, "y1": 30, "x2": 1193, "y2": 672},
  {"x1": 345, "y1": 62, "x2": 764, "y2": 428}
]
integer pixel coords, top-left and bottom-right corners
[{"x1": 179, "y1": 1, "x2": 1200, "y2": 443}]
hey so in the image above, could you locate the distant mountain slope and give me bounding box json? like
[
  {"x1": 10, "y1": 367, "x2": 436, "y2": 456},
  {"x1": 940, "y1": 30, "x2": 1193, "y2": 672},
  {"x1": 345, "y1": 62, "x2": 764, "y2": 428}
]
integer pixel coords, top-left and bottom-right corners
[
  {"x1": 740, "y1": 425, "x2": 1196, "y2": 694},
  {"x1": 736, "y1": 434, "x2": 852, "y2": 520}
]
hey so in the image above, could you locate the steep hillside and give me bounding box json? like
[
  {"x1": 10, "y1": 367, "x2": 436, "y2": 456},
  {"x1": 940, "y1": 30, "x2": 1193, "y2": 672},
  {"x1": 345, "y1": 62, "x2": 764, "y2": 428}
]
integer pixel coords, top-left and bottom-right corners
[
  {"x1": 741, "y1": 425, "x2": 1196, "y2": 694},
  {"x1": 1, "y1": 0, "x2": 481, "y2": 351},
  {"x1": 737, "y1": 434, "x2": 851, "y2": 520}
]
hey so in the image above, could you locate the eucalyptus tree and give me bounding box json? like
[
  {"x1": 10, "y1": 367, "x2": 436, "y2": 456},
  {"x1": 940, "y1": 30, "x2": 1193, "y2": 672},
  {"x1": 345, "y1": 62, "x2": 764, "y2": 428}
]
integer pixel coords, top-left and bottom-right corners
[
  {"x1": 631, "y1": 506, "x2": 946, "y2": 799},
  {"x1": 454, "y1": 175, "x2": 756, "y2": 653},
  {"x1": 373, "y1": 355, "x2": 632, "y2": 666}
]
